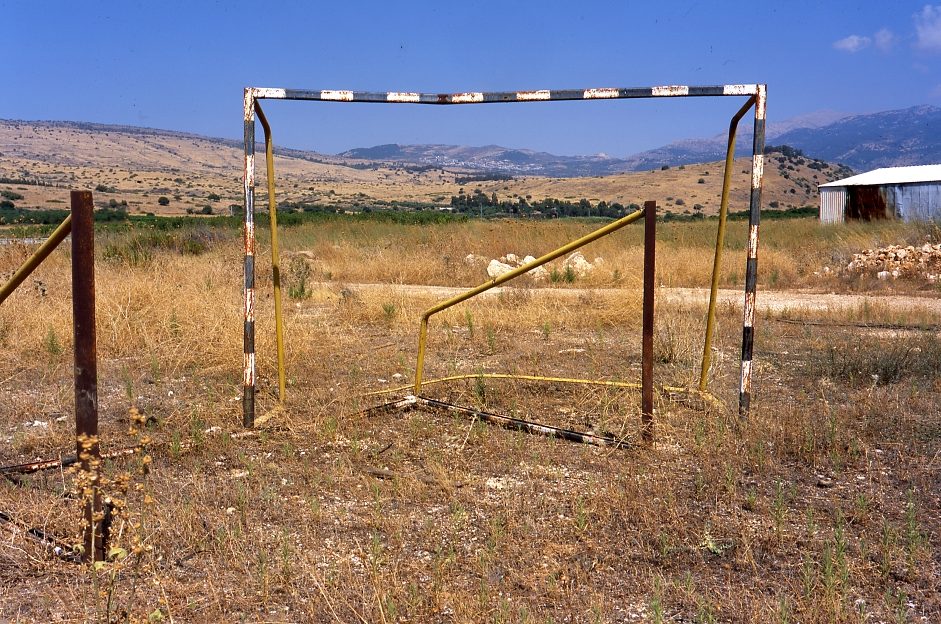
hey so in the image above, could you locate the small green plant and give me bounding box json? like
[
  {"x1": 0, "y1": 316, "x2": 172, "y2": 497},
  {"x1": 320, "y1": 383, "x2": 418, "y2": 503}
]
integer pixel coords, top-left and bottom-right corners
[
  {"x1": 540, "y1": 321, "x2": 551, "y2": 340},
  {"x1": 472, "y1": 374, "x2": 486, "y2": 404},
  {"x1": 381, "y1": 301, "x2": 397, "y2": 322},
  {"x1": 485, "y1": 324, "x2": 496, "y2": 353},
  {"x1": 772, "y1": 481, "x2": 787, "y2": 537},
  {"x1": 465, "y1": 309, "x2": 475, "y2": 339},
  {"x1": 287, "y1": 257, "x2": 312, "y2": 300},
  {"x1": 42, "y1": 326, "x2": 62, "y2": 356}
]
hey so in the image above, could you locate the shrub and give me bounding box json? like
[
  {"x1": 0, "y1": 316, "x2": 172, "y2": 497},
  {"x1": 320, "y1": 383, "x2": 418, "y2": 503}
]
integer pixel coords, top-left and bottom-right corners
[
  {"x1": 207, "y1": 193, "x2": 221, "y2": 202},
  {"x1": 1, "y1": 190, "x2": 24, "y2": 201},
  {"x1": 697, "y1": 178, "x2": 705, "y2": 184},
  {"x1": 157, "y1": 196, "x2": 170, "y2": 206},
  {"x1": 95, "y1": 184, "x2": 116, "y2": 193},
  {"x1": 660, "y1": 165, "x2": 670, "y2": 170}
]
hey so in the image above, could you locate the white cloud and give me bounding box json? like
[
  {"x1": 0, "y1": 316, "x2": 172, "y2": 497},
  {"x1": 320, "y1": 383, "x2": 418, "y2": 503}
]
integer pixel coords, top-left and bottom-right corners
[
  {"x1": 874, "y1": 28, "x2": 896, "y2": 52},
  {"x1": 914, "y1": 4, "x2": 941, "y2": 52},
  {"x1": 833, "y1": 34, "x2": 872, "y2": 52}
]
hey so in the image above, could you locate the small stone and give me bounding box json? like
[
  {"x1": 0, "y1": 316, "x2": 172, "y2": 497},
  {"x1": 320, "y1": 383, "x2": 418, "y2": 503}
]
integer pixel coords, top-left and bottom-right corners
[
  {"x1": 487, "y1": 259, "x2": 514, "y2": 278},
  {"x1": 816, "y1": 476, "x2": 835, "y2": 488}
]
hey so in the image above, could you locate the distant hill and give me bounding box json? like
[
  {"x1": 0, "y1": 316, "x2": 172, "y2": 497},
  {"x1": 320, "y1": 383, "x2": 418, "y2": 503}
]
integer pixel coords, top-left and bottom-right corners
[
  {"x1": 770, "y1": 105, "x2": 941, "y2": 171},
  {"x1": 341, "y1": 105, "x2": 939, "y2": 176},
  {"x1": 0, "y1": 119, "x2": 849, "y2": 217},
  {"x1": 339, "y1": 143, "x2": 624, "y2": 177}
]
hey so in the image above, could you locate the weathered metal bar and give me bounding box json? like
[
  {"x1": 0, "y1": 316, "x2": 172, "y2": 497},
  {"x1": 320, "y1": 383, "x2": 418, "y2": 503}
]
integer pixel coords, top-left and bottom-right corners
[
  {"x1": 641, "y1": 201, "x2": 656, "y2": 441},
  {"x1": 699, "y1": 97, "x2": 757, "y2": 391},
  {"x1": 413, "y1": 207, "x2": 646, "y2": 394},
  {"x1": 0, "y1": 446, "x2": 138, "y2": 476},
  {"x1": 0, "y1": 510, "x2": 79, "y2": 562},
  {"x1": 71, "y1": 190, "x2": 102, "y2": 564},
  {"x1": 254, "y1": 101, "x2": 286, "y2": 404},
  {"x1": 739, "y1": 85, "x2": 767, "y2": 416},
  {"x1": 247, "y1": 84, "x2": 760, "y2": 104},
  {"x1": 243, "y1": 89, "x2": 257, "y2": 427},
  {"x1": 0, "y1": 214, "x2": 72, "y2": 307},
  {"x1": 415, "y1": 396, "x2": 631, "y2": 449}
]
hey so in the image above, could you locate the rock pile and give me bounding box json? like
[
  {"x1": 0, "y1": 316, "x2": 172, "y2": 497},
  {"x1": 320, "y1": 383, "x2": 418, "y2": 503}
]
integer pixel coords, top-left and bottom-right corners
[
  {"x1": 844, "y1": 242, "x2": 941, "y2": 281},
  {"x1": 483, "y1": 251, "x2": 603, "y2": 282}
]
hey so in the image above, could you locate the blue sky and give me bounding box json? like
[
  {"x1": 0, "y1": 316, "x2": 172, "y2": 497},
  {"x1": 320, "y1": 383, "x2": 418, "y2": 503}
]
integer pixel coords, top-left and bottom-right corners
[{"x1": 4, "y1": 1, "x2": 941, "y2": 157}]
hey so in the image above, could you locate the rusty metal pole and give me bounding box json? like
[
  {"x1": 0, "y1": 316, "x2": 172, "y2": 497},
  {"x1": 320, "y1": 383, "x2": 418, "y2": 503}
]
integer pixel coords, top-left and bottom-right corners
[
  {"x1": 641, "y1": 200, "x2": 656, "y2": 442},
  {"x1": 71, "y1": 190, "x2": 102, "y2": 563}
]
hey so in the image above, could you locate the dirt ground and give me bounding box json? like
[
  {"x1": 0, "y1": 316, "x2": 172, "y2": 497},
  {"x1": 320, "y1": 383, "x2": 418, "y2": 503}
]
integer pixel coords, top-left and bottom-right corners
[{"x1": 1, "y1": 278, "x2": 939, "y2": 623}]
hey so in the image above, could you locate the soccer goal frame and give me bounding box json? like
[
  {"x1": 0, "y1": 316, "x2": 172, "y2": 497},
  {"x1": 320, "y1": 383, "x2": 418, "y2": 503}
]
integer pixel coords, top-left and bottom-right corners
[{"x1": 241, "y1": 84, "x2": 767, "y2": 428}]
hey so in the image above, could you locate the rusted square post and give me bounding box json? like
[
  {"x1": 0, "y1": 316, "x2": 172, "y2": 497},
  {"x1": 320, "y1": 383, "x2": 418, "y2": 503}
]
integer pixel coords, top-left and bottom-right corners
[
  {"x1": 641, "y1": 200, "x2": 656, "y2": 441},
  {"x1": 71, "y1": 190, "x2": 102, "y2": 563}
]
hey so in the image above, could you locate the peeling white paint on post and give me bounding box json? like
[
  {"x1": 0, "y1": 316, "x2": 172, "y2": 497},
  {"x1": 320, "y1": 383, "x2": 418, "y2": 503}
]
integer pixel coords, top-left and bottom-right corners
[
  {"x1": 242, "y1": 89, "x2": 257, "y2": 428},
  {"x1": 583, "y1": 88, "x2": 620, "y2": 99},
  {"x1": 740, "y1": 360, "x2": 752, "y2": 394},
  {"x1": 321, "y1": 90, "x2": 354, "y2": 101},
  {"x1": 387, "y1": 92, "x2": 421, "y2": 103},
  {"x1": 651, "y1": 85, "x2": 689, "y2": 96},
  {"x1": 751, "y1": 154, "x2": 764, "y2": 189},
  {"x1": 739, "y1": 84, "x2": 767, "y2": 417},
  {"x1": 243, "y1": 353, "x2": 255, "y2": 387},
  {"x1": 722, "y1": 84, "x2": 757, "y2": 96},
  {"x1": 250, "y1": 87, "x2": 287, "y2": 99},
  {"x1": 516, "y1": 90, "x2": 551, "y2": 101},
  {"x1": 743, "y1": 291, "x2": 755, "y2": 324},
  {"x1": 451, "y1": 92, "x2": 484, "y2": 103}
]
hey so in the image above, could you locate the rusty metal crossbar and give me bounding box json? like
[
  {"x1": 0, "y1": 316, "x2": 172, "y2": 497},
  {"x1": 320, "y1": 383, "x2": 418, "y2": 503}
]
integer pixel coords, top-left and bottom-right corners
[{"x1": 242, "y1": 83, "x2": 767, "y2": 427}]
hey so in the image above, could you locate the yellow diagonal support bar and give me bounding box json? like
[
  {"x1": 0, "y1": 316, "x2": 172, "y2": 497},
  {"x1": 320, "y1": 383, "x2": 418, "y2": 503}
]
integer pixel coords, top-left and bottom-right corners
[
  {"x1": 0, "y1": 214, "x2": 72, "y2": 307},
  {"x1": 699, "y1": 96, "x2": 756, "y2": 391},
  {"x1": 413, "y1": 208, "x2": 645, "y2": 394},
  {"x1": 254, "y1": 101, "x2": 286, "y2": 404}
]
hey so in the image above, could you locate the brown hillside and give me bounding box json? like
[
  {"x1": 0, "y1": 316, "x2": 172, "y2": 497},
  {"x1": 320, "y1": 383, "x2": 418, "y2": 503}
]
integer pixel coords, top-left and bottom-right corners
[{"x1": 0, "y1": 121, "x2": 850, "y2": 216}]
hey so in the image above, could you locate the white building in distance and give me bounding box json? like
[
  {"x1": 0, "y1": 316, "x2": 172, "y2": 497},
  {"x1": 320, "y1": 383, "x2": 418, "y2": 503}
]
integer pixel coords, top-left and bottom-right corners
[{"x1": 819, "y1": 164, "x2": 941, "y2": 223}]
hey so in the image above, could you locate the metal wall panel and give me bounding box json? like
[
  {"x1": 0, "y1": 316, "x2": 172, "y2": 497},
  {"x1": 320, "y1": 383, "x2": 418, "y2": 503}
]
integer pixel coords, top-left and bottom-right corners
[
  {"x1": 886, "y1": 183, "x2": 941, "y2": 221},
  {"x1": 819, "y1": 187, "x2": 845, "y2": 223}
]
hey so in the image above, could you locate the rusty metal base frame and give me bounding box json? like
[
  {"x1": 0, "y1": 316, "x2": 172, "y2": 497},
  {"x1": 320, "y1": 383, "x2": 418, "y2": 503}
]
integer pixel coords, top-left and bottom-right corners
[
  {"x1": 367, "y1": 394, "x2": 634, "y2": 449},
  {"x1": 242, "y1": 84, "x2": 767, "y2": 428}
]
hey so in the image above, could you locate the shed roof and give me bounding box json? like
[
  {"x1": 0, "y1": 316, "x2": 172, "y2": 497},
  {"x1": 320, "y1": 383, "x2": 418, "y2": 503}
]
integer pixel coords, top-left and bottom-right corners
[{"x1": 819, "y1": 164, "x2": 941, "y2": 188}]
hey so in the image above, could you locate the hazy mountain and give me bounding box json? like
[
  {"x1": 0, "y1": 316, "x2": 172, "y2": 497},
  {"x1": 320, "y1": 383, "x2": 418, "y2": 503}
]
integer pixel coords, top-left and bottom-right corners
[
  {"x1": 770, "y1": 105, "x2": 941, "y2": 171},
  {"x1": 339, "y1": 143, "x2": 624, "y2": 177},
  {"x1": 340, "y1": 106, "x2": 938, "y2": 176}
]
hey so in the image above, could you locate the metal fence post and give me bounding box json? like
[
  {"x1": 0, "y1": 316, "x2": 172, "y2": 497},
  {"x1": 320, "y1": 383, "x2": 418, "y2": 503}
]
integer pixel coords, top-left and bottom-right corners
[
  {"x1": 71, "y1": 190, "x2": 102, "y2": 563},
  {"x1": 641, "y1": 200, "x2": 656, "y2": 441},
  {"x1": 739, "y1": 85, "x2": 767, "y2": 416}
]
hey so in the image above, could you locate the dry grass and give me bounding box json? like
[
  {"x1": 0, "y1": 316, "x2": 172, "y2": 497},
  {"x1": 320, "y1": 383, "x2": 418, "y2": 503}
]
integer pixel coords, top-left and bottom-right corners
[{"x1": 0, "y1": 218, "x2": 939, "y2": 622}]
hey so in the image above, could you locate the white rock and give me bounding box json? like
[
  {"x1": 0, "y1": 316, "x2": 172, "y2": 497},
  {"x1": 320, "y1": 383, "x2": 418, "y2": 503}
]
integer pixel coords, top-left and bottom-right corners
[
  {"x1": 522, "y1": 255, "x2": 537, "y2": 265},
  {"x1": 562, "y1": 251, "x2": 594, "y2": 276},
  {"x1": 891, "y1": 270, "x2": 900, "y2": 279},
  {"x1": 487, "y1": 259, "x2": 514, "y2": 278},
  {"x1": 464, "y1": 253, "x2": 485, "y2": 266},
  {"x1": 877, "y1": 270, "x2": 891, "y2": 280},
  {"x1": 593, "y1": 257, "x2": 605, "y2": 266},
  {"x1": 529, "y1": 265, "x2": 549, "y2": 282},
  {"x1": 504, "y1": 253, "x2": 519, "y2": 265}
]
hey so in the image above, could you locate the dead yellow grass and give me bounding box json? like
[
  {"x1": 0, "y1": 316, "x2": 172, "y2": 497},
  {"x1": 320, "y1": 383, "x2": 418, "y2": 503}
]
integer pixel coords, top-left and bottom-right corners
[{"x1": 0, "y1": 217, "x2": 939, "y2": 623}]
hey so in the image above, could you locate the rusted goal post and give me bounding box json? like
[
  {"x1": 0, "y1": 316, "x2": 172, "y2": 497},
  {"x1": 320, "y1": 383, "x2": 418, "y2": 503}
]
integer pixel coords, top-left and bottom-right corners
[{"x1": 241, "y1": 84, "x2": 767, "y2": 427}]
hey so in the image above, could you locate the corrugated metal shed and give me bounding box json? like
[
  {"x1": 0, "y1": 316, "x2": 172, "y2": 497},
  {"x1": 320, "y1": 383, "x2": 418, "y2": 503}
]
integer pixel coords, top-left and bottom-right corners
[
  {"x1": 818, "y1": 164, "x2": 941, "y2": 223},
  {"x1": 819, "y1": 164, "x2": 941, "y2": 188}
]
